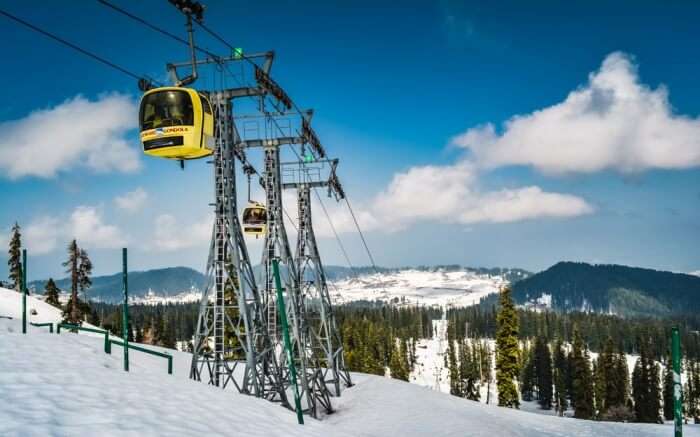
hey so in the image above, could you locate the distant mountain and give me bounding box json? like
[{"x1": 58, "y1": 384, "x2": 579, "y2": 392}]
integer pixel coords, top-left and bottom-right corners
[
  {"x1": 29, "y1": 267, "x2": 205, "y2": 303},
  {"x1": 511, "y1": 261, "x2": 700, "y2": 317},
  {"x1": 28, "y1": 264, "x2": 529, "y2": 305}
]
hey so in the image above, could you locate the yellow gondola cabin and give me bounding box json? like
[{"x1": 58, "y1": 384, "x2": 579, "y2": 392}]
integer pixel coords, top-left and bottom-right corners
[{"x1": 139, "y1": 87, "x2": 214, "y2": 160}]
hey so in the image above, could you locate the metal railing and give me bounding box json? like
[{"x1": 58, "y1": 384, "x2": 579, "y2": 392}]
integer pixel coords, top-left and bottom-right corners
[
  {"x1": 57, "y1": 323, "x2": 111, "y2": 353},
  {"x1": 29, "y1": 322, "x2": 54, "y2": 333},
  {"x1": 107, "y1": 339, "x2": 173, "y2": 375}
]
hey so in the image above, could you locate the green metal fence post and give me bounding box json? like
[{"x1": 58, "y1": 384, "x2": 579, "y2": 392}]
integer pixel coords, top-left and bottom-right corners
[
  {"x1": 104, "y1": 331, "x2": 110, "y2": 354},
  {"x1": 168, "y1": 356, "x2": 173, "y2": 375},
  {"x1": 22, "y1": 249, "x2": 27, "y2": 334},
  {"x1": 672, "y1": 327, "x2": 683, "y2": 437},
  {"x1": 272, "y1": 259, "x2": 304, "y2": 425},
  {"x1": 122, "y1": 248, "x2": 129, "y2": 372}
]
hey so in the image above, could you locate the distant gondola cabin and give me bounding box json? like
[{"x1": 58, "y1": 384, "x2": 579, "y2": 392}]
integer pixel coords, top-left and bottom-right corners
[
  {"x1": 139, "y1": 87, "x2": 214, "y2": 160},
  {"x1": 242, "y1": 202, "x2": 267, "y2": 238}
]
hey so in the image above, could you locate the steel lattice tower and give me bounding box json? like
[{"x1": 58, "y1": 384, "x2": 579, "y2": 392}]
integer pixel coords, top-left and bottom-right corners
[
  {"x1": 283, "y1": 166, "x2": 353, "y2": 396},
  {"x1": 190, "y1": 89, "x2": 288, "y2": 406},
  {"x1": 161, "y1": 15, "x2": 351, "y2": 414},
  {"x1": 259, "y1": 144, "x2": 334, "y2": 417}
]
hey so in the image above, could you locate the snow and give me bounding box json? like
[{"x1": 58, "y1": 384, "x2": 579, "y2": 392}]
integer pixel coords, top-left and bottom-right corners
[
  {"x1": 330, "y1": 269, "x2": 507, "y2": 307},
  {"x1": 2, "y1": 288, "x2": 698, "y2": 436},
  {"x1": 128, "y1": 288, "x2": 201, "y2": 305},
  {"x1": 0, "y1": 287, "x2": 67, "y2": 325}
]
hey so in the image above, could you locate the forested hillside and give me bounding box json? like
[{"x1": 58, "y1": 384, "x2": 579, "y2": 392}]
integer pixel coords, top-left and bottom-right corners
[
  {"x1": 29, "y1": 267, "x2": 205, "y2": 302},
  {"x1": 511, "y1": 262, "x2": 700, "y2": 317}
]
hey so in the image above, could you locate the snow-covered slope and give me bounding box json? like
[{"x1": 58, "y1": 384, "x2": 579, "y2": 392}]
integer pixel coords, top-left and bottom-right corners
[
  {"x1": 3, "y1": 288, "x2": 697, "y2": 436},
  {"x1": 0, "y1": 286, "x2": 70, "y2": 325},
  {"x1": 330, "y1": 269, "x2": 508, "y2": 307},
  {"x1": 3, "y1": 322, "x2": 695, "y2": 437}
]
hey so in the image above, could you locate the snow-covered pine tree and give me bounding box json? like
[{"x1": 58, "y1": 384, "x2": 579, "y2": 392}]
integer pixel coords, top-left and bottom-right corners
[
  {"x1": 43, "y1": 278, "x2": 61, "y2": 308},
  {"x1": 496, "y1": 286, "x2": 520, "y2": 408},
  {"x1": 7, "y1": 222, "x2": 22, "y2": 291}
]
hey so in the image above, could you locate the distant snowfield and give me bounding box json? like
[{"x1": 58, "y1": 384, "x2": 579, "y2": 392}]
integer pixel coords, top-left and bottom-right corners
[
  {"x1": 2, "y1": 288, "x2": 698, "y2": 436},
  {"x1": 329, "y1": 269, "x2": 508, "y2": 307}
]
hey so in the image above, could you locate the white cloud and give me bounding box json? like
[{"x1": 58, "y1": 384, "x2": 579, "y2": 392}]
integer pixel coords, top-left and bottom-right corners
[
  {"x1": 25, "y1": 217, "x2": 61, "y2": 255},
  {"x1": 452, "y1": 52, "x2": 700, "y2": 174},
  {"x1": 0, "y1": 93, "x2": 140, "y2": 179},
  {"x1": 114, "y1": 187, "x2": 148, "y2": 213},
  {"x1": 311, "y1": 162, "x2": 593, "y2": 236},
  {"x1": 21, "y1": 206, "x2": 126, "y2": 255},
  {"x1": 68, "y1": 206, "x2": 126, "y2": 249},
  {"x1": 152, "y1": 214, "x2": 212, "y2": 251}
]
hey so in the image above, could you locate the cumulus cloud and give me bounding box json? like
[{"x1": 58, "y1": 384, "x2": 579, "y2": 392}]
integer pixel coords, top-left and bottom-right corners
[
  {"x1": 114, "y1": 187, "x2": 148, "y2": 213},
  {"x1": 452, "y1": 52, "x2": 700, "y2": 174},
  {"x1": 69, "y1": 206, "x2": 126, "y2": 249},
  {"x1": 21, "y1": 206, "x2": 126, "y2": 255},
  {"x1": 152, "y1": 214, "x2": 212, "y2": 251},
  {"x1": 24, "y1": 217, "x2": 61, "y2": 255},
  {"x1": 0, "y1": 93, "x2": 140, "y2": 179},
  {"x1": 312, "y1": 162, "x2": 593, "y2": 236}
]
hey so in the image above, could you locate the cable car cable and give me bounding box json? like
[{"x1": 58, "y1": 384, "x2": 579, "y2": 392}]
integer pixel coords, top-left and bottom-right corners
[
  {"x1": 0, "y1": 7, "x2": 159, "y2": 85},
  {"x1": 96, "y1": 0, "x2": 222, "y2": 63},
  {"x1": 312, "y1": 187, "x2": 358, "y2": 278},
  {"x1": 344, "y1": 197, "x2": 382, "y2": 277}
]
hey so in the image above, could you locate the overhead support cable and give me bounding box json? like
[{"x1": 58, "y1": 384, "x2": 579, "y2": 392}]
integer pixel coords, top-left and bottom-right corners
[
  {"x1": 97, "y1": 0, "x2": 222, "y2": 62},
  {"x1": 0, "y1": 7, "x2": 159, "y2": 85},
  {"x1": 344, "y1": 197, "x2": 383, "y2": 277},
  {"x1": 312, "y1": 187, "x2": 357, "y2": 276}
]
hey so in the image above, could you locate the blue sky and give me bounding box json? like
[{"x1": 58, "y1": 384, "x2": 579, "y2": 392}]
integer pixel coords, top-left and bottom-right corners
[{"x1": 1, "y1": 0, "x2": 699, "y2": 280}]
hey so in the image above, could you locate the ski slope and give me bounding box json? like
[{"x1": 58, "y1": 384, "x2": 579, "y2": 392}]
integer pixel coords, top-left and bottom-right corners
[{"x1": 1, "y1": 288, "x2": 697, "y2": 436}]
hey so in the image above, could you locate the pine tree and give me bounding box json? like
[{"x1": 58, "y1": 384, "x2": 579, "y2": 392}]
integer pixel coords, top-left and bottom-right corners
[
  {"x1": 399, "y1": 338, "x2": 411, "y2": 378},
  {"x1": 88, "y1": 308, "x2": 100, "y2": 326},
  {"x1": 447, "y1": 339, "x2": 461, "y2": 395},
  {"x1": 553, "y1": 340, "x2": 568, "y2": 416},
  {"x1": 520, "y1": 343, "x2": 536, "y2": 402},
  {"x1": 62, "y1": 240, "x2": 81, "y2": 323},
  {"x1": 663, "y1": 351, "x2": 675, "y2": 421},
  {"x1": 460, "y1": 340, "x2": 480, "y2": 401},
  {"x1": 135, "y1": 325, "x2": 144, "y2": 343},
  {"x1": 496, "y1": 286, "x2": 520, "y2": 408},
  {"x1": 78, "y1": 249, "x2": 93, "y2": 300},
  {"x1": 632, "y1": 337, "x2": 662, "y2": 423},
  {"x1": 571, "y1": 328, "x2": 595, "y2": 419},
  {"x1": 389, "y1": 337, "x2": 409, "y2": 382},
  {"x1": 43, "y1": 278, "x2": 61, "y2": 308},
  {"x1": 688, "y1": 360, "x2": 700, "y2": 423},
  {"x1": 7, "y1": 222, "x2": 22, "y2": 291},
  {"x1": 534, "y1": 336, "x2": 553, "y2": 410},
  {"x1": 222, "y1": 259, "x2": 242, "y2": 358}
]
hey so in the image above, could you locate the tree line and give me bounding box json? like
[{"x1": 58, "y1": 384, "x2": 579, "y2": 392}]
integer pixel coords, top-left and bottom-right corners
[
  {"x1": 492, "y1": 286, "x2": 700, "y2": 424},
  {"x1": 447, "y1": 293, "x2": 700, "y2": 361}
]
